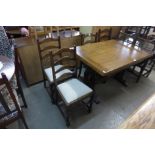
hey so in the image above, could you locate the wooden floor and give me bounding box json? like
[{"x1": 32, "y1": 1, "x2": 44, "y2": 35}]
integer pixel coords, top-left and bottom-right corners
[{"x1": 120, "y1": 93, "x2": 155, "y2": 129}]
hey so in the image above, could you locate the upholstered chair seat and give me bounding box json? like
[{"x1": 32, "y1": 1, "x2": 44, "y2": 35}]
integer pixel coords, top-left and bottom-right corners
[{"x1": 57, "y1": 78, "x2": 93, "y2": 105}]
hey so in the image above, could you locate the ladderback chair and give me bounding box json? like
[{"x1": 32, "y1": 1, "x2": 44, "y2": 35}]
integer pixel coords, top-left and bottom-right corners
[
  {"x1": 29, "y1": 26, "x2": 50, "y2": 39},
  {"x1": 60, "y1": 34, "x2": 83, "y2": 48},
  {"x1": 81, "y1": 33, "x2": 98, "y2": 45},
  {"x1": 78, "y1": 33, "x2": 98, "y2": 78},
  {"x1": 60, "y1": 33, "x2": 83, "y2": 80},
  {"x1": 50, "y1": 47, "x2": 94, "y2": 126},
  {"x1": 118, "y1": 27, "x2": 149, "y2": 47},
  {"x1": 37, "y1": 36, "x2": 61, "y2": 87},
  {"x1": 37, "y1": 37, "x2": 73, "y2": 103},
  {"x1": 56, "y1": 26, "x2": 78, "y2": 37},
  {"x1": 118, "y1": 26, "x2": 137, "y2": 46},
  {"x1": 97, "y1": 28, "x2": 112, "y2": 42},
  {"x1": 130, "y1": 37, "x2": 155, "y2": 82},
  {"x1": 0, "y1": 73, "x2": 28, "y2": 129}
]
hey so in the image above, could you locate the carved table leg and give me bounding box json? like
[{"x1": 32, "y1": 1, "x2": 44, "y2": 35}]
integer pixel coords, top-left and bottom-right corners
[{"x1": 114, "y1": 70, "x2": 128, "y2": 87}]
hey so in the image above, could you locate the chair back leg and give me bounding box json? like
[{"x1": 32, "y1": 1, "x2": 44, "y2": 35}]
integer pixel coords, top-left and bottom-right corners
[
  {"x1": 136, "y1": 60, "x2": 148, "y2": 82},
  {"x1": 20, "y1": 112, "x2": 29, "y2": 129},
  {"x1": 144, "y1": 60, "x2": 155, "y2": 77},
  {"x1": 17, "y1": 79, "x2": 27, "y2": 108}
]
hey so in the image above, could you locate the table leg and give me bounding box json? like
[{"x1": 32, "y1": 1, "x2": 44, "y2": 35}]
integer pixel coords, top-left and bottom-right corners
[
  {"x1": 114, "y1": 70, "x2": 128, "y2": 87},
  {"x1": 83, "y1": 66, "x2": 100, "y2": 104}
]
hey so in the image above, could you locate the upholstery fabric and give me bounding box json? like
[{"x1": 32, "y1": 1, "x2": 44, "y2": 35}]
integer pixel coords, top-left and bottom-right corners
[
  {"x1": 44, "y1": 65, "x2": 72, "y2": 83},
  {"x1": 0, "y1": 26, "x2": 13, "y2": 59},
  {"x1": 57, "y1": 78, "x2": 93, "y2": 105}
]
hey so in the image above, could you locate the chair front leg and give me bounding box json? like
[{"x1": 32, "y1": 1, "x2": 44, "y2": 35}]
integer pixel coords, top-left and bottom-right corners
[
  {"x1": 136, "y1": 60, "x2": 148, "y2": 83},
  {"x1": 87, "y1": 93, "x2": 94, "y2": 113},
  {"x1": 17, "y1": 83, "x2": 27, "y2": 108},
  {"x1": 15, "y1": 71, "x2": 28, "y2": 108},
  {"x1": 43, "y1": 72, "x2": 47, "y2": 88},
  {"x1": 144, "y1": 60, "x2": 155, "y2": 77},
  {"x1": 20, "y1": 112, "x2": 29, "y2": 129},
  {"x1": 50, "y1": 84, "x2": 57, "y2": 104},
  {"x1": 65, "y1": 108, "x2": 71, "y2": 127},
  {"x1": 132, "y1": 66, "x2": 136, "y2": 71},
  {"x1": 54, "y1": 89, "x2": 59, "y2": 105}
]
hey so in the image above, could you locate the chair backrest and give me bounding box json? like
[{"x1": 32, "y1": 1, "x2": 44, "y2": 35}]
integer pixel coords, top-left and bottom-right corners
[
  {"x1": 37, "y1": 36, "x2": 61, "y2": 69},
  {"x1": 97, "y1": 28, "x2": 112, "y2": 42},
  {"x1": 81, "y1": 33, "x2": 98, "y2": 45},
  {"x1": 118, "y1": 27, "x2": 136, "y2": 45},
  {"x1": 29, "y1": 26, "x2": 50, "y2": 39},
  {"x1": 110, "y1": 27, "x2": 122, "y2": 39},
  {"x1": 137, "y1": 37, "x2": 155, "y2": 53},
  {"x1": 50, "y1": 47, "x2": 77, "y2": 85},
  {"x1": 44, "y1": 26, "x2": 53, "y2": 33},
  {"x1": 0, "y1": 73, "x2": 21, "y2": 122},
  {"x1": 60, "y1": 34, "x2": 82, "y2": 48}
]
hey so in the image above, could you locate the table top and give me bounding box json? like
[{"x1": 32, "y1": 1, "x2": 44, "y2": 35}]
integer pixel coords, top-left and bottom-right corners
[
  {"x1": 0, "y1": 56, "x2": 15, "y2": 81},
  {"x1": 120, "y1": 93, "x2": 155, "y2": 129},
  {"x1": 76, "y1": 40, "x2": 153, "y2": 76}
]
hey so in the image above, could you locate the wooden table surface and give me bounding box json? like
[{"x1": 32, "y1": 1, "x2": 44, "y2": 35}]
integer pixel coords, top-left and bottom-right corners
[
  {"x1": 76, "y1": 40, "x2": 153, "y2": 77},
  {"x1": 120, "y1": 93, "x2": 155, "y2": 129},
  {"x1": 14, "y1": 30, "x2": 82, "y2": 85},
  {"x1": 0, "y1": 56, "x2": 15, "y2": 81}
]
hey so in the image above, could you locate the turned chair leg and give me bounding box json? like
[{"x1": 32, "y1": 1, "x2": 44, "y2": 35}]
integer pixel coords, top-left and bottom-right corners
[
  {"x1": 145, "y1": 61, "x2": 155, "y2": 77},
  {"x1": 43, "y1": 73, "x2": 47, "y2": 88},
  {"x1": 132, "y1": 66, "x2": 136, "y2": 71},
  {"x1": 87, "y1": 94, "x2": 94, "y2": 113},
  {"x1": 78, "y1": 62, "x2": 83, "y2": 78},
  {"x1": 50, "y1": 84, "x2": 57, "y2": 104},
  {"x1": 17, "y1": 85, "x2": 27, "y2": 108},
  {"x1": 136, "y1": 60, "x2": 148, "y2": 83},
  {"x1": 16, "y1": 74, "x2": 28, "y2": 108},
  {"x1": 66, "y1": 117, "x2": 70, "y2": 127},
  {"x1": 65, "y1": 108, "x2": 70, "y2": 127}
]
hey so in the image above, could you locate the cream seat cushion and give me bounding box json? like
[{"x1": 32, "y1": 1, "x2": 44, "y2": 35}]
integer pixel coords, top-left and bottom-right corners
[
  {"x1": 44, "y1": 65, "x2": 72, "y2": 83},
  {"x1": 57, "y1": 78, "x2": 93, "y2": 105},
  {"x1": 148, "y1": 32, "x2": 155, "y2": 36}
]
